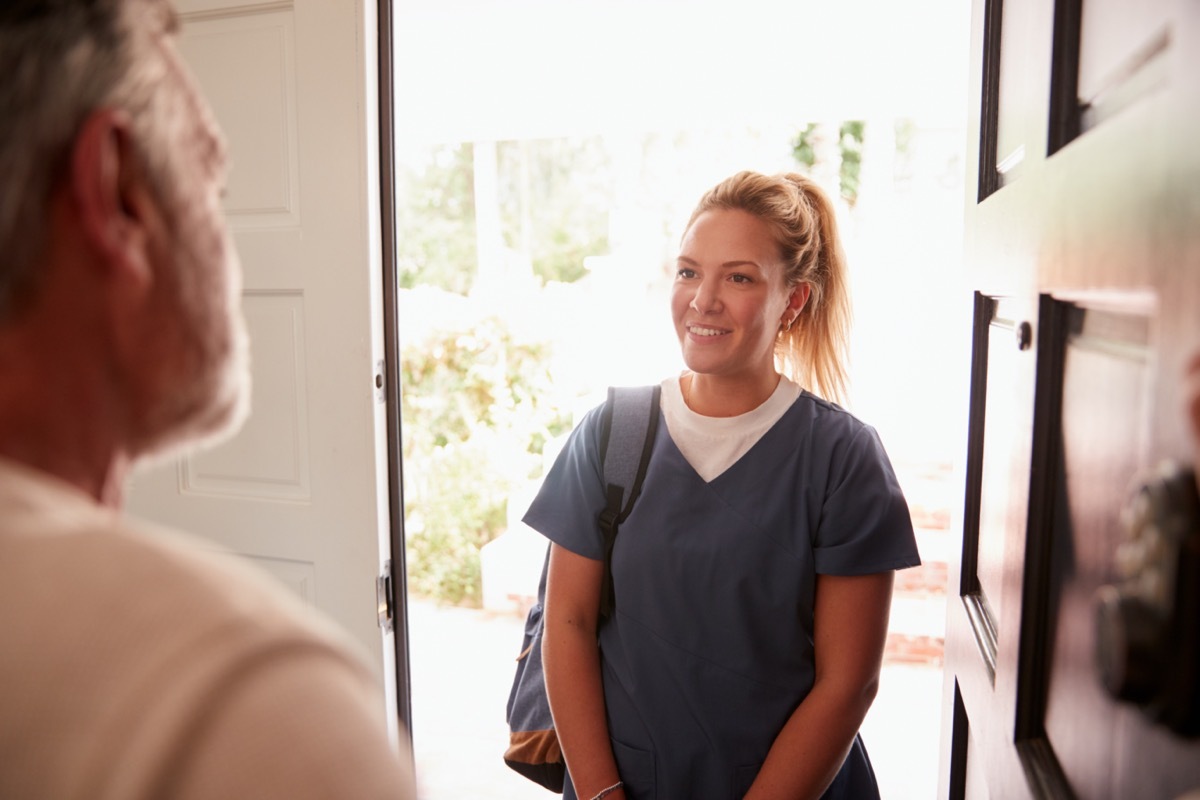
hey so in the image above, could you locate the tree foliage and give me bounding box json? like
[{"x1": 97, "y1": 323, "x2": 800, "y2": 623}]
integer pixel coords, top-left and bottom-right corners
[
  {"x1": 396, "y1": 143, "x2": 478, "y2": 294},
  {"x1": 837, "y1": 121, "x2": 865, "y2": 206},
  {"x1": 791, "y1": 121, "x2": 867, "y2": 207},
  {"x1": 396, "y1": 137, "x2": 613, "y2": 294},
  {"x1": 496, "y1": 137, "x2": 612, "y2": 284},
  {"x1": 400, "y1": 312, "x2": 571, "y2": 605}
]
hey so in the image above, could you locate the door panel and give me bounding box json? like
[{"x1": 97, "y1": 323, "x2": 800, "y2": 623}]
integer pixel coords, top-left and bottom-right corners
[
  {"x1": 1077, "y1": 0, "x2": 1171, "y2": 130},
  {"x1": 942, "y1": 0, "x2": 1200, "y2": 796},
  {"x1": 972, "y1": 296, "x2": 1037, "y2": 654},
  {"x1": 945, "y1": 292, "x2": 1044, "y2": 799},
  {"x1": 128, "y1": 0, "x2": 393, "y2": 701},
  {"x1": 992, "y1": 0, "x2": 1037, "y2": 188},
  {"x1": 1022, "y1": 299, "x2": 1154, "y2": 800}
]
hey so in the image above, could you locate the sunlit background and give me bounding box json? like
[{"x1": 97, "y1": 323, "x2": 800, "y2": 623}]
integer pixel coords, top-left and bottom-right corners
[{"x1": 392, "y1": 1, "x2": 972, "y2": 796}]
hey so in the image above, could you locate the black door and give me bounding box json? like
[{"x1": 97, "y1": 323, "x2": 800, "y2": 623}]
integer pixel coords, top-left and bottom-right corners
[{"x1": 941, "y1": 0, "x2": 1200, "y2": 797}]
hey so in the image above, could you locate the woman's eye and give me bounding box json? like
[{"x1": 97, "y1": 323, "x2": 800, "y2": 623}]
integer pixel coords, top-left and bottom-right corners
[
  {"x1": 730, "y1": 274, "x2": 752, "y2": 284},
  {"x1": 676, "y1": 268, "x2": 696, "y2": 279}
]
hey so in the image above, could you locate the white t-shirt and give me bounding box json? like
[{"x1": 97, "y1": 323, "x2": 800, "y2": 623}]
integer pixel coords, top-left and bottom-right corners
[
  {"x1": 660, "y1": 374, "x2": 802, "y2": 482},
  {"x1": 0, "y1": 456, "x2": 415, "y2": 800}
]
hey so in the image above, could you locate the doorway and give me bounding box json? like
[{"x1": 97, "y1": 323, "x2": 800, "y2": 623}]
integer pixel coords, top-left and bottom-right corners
[{"x1": 387, "y1": 2, "x2": 972, "y2": 796}]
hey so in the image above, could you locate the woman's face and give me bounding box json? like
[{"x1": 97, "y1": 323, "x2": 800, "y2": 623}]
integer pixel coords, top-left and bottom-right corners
[{"x1": 671, "y1": 208, "x2": 803, "y2": 383}]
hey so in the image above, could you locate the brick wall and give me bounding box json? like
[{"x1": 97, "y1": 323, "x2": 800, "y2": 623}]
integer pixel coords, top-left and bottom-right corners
[{"x1": 884, "y1": 462, "x2": 954, "y2": 667}]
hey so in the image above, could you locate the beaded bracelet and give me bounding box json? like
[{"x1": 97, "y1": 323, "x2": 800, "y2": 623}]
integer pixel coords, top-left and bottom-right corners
[{"x1": 591, "y1": 780, "x2": 624, "y2": 800}]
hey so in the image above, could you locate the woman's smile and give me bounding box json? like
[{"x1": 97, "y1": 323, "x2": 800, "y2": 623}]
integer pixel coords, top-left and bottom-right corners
[{"x1": 685, "y1": 323, "x2": 729, "y2": 339}]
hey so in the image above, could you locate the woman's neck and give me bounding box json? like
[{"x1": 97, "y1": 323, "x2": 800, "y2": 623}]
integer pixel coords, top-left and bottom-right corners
[{"x1": 682, "y1": 370, "x2": 782, "y2": 417}]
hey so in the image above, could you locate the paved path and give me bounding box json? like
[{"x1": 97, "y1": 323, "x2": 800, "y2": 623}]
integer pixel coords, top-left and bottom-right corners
[{"x1": 408, "y1": 599, "x2": 944, "y2": 799}]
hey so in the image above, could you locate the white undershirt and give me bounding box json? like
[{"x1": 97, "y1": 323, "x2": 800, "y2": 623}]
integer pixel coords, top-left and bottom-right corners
[{"x1": 660, "y1": 374, "x2": 802, "y2": 482}]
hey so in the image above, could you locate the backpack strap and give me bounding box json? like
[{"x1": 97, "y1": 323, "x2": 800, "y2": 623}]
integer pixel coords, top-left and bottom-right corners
[
  {"x1": 597, "y1": 384, "x2": 661, "y2": 619},
  {"x1": 504, "y1": 386, "x2": 660, "y2": 790}
]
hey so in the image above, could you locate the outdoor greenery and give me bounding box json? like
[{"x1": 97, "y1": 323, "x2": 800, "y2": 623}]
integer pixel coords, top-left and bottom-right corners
[
  {"x1": 395, "y1": 137, "x2": 612, "y2": 605},
  {"x1": 396, "y1": 143, "x2": 478, "y2": 294},
  {"x1": 791, "y1": 122, "x2": 820, "y2": 171},
  {"x1": 400, "y1": 314, "x2": 571, "y2": 605},
  {"x1": 836, "y1": 120, "x2": 866, "y2": 206},
  {"x1": 496, "y1": 137, "x2": 613, "y2": 284},
  {"x1": 396, "y1": 137, "x2": 613, "y2": 293},
  {"x1": 791, "y1": 121, "x2": 867, "y2": 207}
]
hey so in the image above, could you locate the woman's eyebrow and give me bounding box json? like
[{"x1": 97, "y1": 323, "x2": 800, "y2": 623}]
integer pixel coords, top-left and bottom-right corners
[{"x1": 677, "y1": 255, "x2": 763, "y2": 270}]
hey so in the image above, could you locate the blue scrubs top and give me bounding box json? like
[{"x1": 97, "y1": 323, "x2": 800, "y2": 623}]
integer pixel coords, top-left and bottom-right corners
[{"x1": 523, "y1": 391, "x2": 921, "y2": 800}]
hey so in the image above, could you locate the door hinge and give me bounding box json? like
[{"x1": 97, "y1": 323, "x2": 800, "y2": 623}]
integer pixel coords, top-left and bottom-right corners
[{"x1": 376, "y1": 559, "x2": 394, "y2": 633}]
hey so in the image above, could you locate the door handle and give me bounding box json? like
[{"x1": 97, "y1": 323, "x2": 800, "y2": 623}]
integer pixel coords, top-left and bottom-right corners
[{"x1": 1094, "y1": 460, "x2": 1200, "y2": 737}]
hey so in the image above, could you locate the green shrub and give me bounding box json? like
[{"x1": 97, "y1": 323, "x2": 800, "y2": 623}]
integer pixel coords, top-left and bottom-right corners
[{"x1": 400, "y1": 311, "x2": 571, "y2": 606}]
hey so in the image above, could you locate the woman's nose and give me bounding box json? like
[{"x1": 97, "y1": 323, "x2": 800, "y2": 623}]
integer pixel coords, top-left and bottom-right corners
[{"x1": 690, "y1": 278, "x2": 722, "y2": 313}]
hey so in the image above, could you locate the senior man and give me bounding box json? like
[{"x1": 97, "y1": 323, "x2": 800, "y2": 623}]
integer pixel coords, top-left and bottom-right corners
[{"x1": 0, "y1": 1, "x2": 415, "y2": 797}]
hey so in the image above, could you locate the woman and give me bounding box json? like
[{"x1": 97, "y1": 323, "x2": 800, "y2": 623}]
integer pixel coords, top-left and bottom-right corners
[{"x1": 524, "y1": 171, "x2": 921, "y2": 800}]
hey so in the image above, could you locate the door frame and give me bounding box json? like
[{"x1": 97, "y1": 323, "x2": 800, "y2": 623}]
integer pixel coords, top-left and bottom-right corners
[{"x1": 375, "y1": 0, "x2": 414, "y2": 736}]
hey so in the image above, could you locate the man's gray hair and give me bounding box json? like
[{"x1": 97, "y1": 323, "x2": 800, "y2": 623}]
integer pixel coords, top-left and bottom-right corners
[{"x1": 0, "y1": 0, "x2": 175, "y2": 320}]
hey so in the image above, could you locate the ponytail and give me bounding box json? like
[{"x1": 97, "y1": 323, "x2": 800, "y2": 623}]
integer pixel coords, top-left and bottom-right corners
[{"x1": 779, "y1": 175, "x2": 850, "y2": 404}]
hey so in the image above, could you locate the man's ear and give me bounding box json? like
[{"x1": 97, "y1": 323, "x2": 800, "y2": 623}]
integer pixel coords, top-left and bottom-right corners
[{"x1": 70, "y1": 109, "x2": 160, "y2": 290}]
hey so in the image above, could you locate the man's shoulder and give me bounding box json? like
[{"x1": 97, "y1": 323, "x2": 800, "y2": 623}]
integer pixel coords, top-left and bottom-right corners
[
  {"x1": 1, "y1": 486, "x2": 366, "y2": 670},
  {"x1": 77, "y1": 511, "x2": 355, "y2": 655},
  {"x1": 0, "y1": 482, "x2": 408, "y2": 800}
]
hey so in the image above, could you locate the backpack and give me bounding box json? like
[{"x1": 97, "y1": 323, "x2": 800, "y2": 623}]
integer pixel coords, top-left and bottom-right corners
[{"x1": 503, "y1": 384, "x2": 662, "y2": 792}]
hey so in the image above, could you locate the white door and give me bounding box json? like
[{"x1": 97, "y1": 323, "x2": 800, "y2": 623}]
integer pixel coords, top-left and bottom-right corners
[{"x1": 127, "y1": 0, "x2": 395, "y2": 729}]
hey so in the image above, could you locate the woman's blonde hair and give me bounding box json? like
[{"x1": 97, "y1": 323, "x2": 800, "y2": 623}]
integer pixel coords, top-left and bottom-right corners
[{"x1": 686, "y1": 170, "x2": 851, "y2": 404}]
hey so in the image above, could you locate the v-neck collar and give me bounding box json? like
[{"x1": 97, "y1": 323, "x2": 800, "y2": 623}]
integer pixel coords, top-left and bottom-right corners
[
  {"x1": 662, "y1": 376, "x2": 803, "y2": 483},
  {"x1": 661, "y1": 389, "x2": 809, "y2": 485}
]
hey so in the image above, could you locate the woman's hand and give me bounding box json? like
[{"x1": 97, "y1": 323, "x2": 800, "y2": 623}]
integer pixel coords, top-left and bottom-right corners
[
  {"x1": 745, "y1": 570, "x2": 895, "y2": 800},
  {"x1": 542, "y1": 544, "x2": 623, "y2": 799}
]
